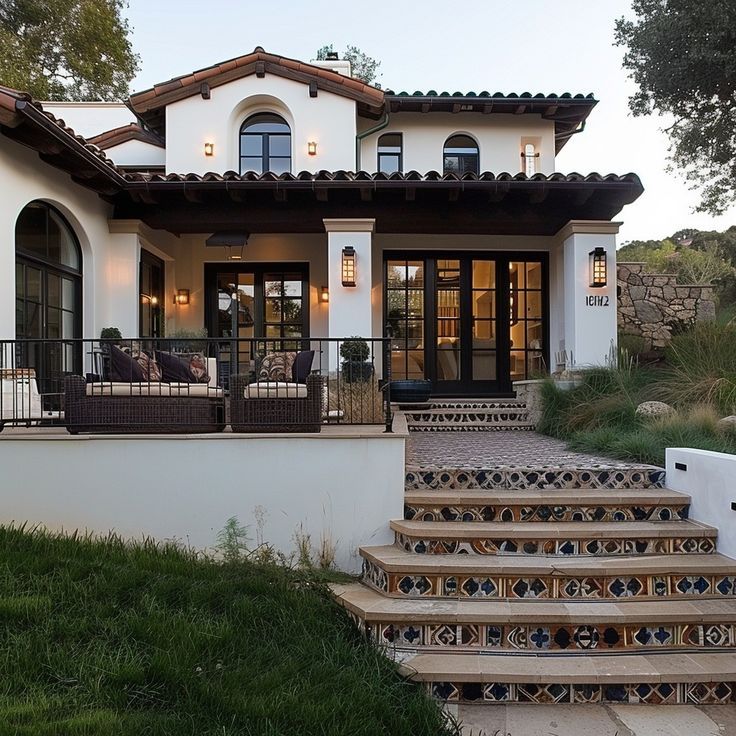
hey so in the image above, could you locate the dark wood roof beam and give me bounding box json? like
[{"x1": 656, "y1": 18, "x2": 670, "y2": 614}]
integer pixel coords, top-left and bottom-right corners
[
  {"x1": 309, "y1": 81, "x2": 318, "y2": 98},
  {"x1": 482, "y1": 103, "x2": 493, "y2": 114},
  {"x1": 448, "y1": 187, "x2": 460, "y2": 201},
  {"x1": 360, "y1": 187, "x2": 373, "y2": 202},
  {"x1": 274, "y1": 188, "x2": 287, "y2": 202},
  {"x1": 226, "y1": 187, "x2": 246, "y2": 202},
  {"x1": 514, "y1": 104, "x2": 526, "y2": 114},
  {"x1": 405, "y1": 187, "x2": 416, "y2": 201},
  {"x1": 255, "y1": 61, "x2": 266, "y2": 78},
  {"x1": 200, "y1": 82, "x2": 210, "y2": 99},
  {"x1": 544, "y1": 104, "x2": 558, "y2": 116},
  {"x1": 452, "y1": 103, "x2": 462, "y2": 113},
  {"x1": 420, "y1": 102, "x2": 430, "y2": 113},
  {"x1": 315, "y1": 188, "x2": 329, "y2": 202}
]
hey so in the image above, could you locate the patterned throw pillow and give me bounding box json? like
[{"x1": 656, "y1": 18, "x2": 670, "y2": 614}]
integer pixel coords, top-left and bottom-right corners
[
  {"x1": 258, "y1": 352, "x2": 297, "y2": 382},
  {"x1": 132, "y1": 350, "x2": 163, "y2": 382}
]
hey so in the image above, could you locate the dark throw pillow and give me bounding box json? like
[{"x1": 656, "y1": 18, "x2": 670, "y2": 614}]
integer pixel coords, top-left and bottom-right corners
[
  {"x1": 109, "y1": 345, "x2": 145, "y2": 382},
  {"x1": 292, "y1": 350, "x2": 315, "y2": 383},
  {"x1": 155, "y1": 351, "x2": 210, "y2": 384},
  {"x1": 258, "y1": 352, "x2": 297, "y2": 382}
]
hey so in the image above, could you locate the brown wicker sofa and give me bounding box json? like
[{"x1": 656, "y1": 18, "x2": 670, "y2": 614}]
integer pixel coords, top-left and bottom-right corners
[
  {"x1": 64, "y1": 375, "x2": 225, "y2": 434},
  {"x1": 230, "y1": 373, "x2": 323, "y2": 433}
]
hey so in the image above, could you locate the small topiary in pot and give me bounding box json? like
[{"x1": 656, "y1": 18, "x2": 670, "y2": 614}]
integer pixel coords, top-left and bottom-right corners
[{"x1": 340, "y1": 337, "x2": 374, "y2": 383}]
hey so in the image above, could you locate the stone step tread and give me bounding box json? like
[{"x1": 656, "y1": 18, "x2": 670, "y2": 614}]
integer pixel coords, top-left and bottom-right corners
[
  {"x1": 401, "y1": 651, "x2": 736, "y2": 683},
  {"x1": 333, "y1": 583, "x2": 736, "y2": 624},
  {"x1": 404, "y1": 489, "x2": 691, "y2": 506},
  {"x1": 361, "y1": 545, "x2": 736, "y2": 576},
  {"x1": 390, "y1": 519, "x2": 715, "y2": 539},
  {"x1": 426, "y1": 401, "x2": 527, "y2": 407}
]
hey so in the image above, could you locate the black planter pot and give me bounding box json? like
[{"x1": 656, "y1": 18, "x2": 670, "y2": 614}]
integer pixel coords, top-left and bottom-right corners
[
  {"x1": 342, "y1": 360, "x2": 374, "y2": 383},
  {"x1": 388, "y1": 379, "x2": 432, "y2": 404}
]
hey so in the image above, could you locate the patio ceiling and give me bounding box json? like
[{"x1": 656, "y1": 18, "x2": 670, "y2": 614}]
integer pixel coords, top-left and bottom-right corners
[{"x1": 112, "y1": 170, "x2": 643, "y2": 236}]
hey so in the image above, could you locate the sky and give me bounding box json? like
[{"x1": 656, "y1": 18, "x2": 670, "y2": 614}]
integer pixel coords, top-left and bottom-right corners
[{"x1": 124, "y1": 0, "x2": 736, "y2": 244}]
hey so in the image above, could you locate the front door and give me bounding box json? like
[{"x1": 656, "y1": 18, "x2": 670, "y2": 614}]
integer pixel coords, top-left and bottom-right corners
[{"x1": 386, "y1": 254, "x2": 547, "y2": 396}]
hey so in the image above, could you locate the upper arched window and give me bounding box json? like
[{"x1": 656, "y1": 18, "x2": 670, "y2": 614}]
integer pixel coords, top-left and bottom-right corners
[
  {"x1": 15, "y1": 201, "x2": 81, "y2": 272},
  {"x1": 239, "y1": 113, "x2": 291, "y2": 174},
  {"x1": 443, "y1": 135, "x2": 479, "y2": 175},
  {"x1": 377, "y1": 133, "x2": 402, "y2": 173}
]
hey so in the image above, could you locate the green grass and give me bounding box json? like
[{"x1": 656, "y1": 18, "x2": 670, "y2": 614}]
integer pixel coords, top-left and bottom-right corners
[
  {"x1": 538, "y1": 325, "x2": 736, "y2": 465},
  {"x1": 0, "y1": 526, "x2": 453, "y2": 736}
]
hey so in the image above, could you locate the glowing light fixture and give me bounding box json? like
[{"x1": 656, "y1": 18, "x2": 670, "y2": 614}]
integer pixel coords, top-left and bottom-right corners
[
  {"x1": 321, "y1": 286, "x2": 329, "y2": 303},
  {"x1": 204, "y1": 142, "x2": 214, "y2": 156},
  {"x1": 589, "y1": 247, "x2": 608, "y2": 288},
  {"x1": 174, "y1": 289, "x2": 190, "y2": 306},
  {"x1": 307, "y1": 141, "x2": 317, "y2": 156},
  {"x1": 341, "y1": 246, "x2": 356, "y2": 287}
]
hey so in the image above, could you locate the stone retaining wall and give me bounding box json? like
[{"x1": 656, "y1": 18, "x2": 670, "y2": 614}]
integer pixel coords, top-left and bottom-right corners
[{"x1": 617, "y1": 262, "x2": 716, "y2": 349}]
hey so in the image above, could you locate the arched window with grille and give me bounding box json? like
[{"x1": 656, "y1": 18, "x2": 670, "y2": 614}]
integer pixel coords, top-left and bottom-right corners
[
  {"x1": 239, "y1": 113, "x2": 291, "y2": 174},
  {"x1": 443, "y1": 134, "x2": 479, "y2": 175},
  {"x1": 522, "y1": 142, "x2": 539, "y2": 176}
]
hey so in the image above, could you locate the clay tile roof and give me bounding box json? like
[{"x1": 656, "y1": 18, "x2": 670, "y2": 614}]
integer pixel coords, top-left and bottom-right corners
[
  {"x1": 127, "y1": 47, "x2": 385, "y2": 134},
  {"x1": 88, "y1": 123, "x2": 165, "y2": 149}
]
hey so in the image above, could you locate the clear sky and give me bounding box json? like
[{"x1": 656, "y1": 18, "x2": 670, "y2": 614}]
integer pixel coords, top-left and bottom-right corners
[{"x1": 124, "y1": 0, "x2": 736, "y2": 244}]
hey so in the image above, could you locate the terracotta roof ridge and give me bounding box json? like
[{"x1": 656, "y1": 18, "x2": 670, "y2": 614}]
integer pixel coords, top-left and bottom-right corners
[{"x1": 88, "y1": 122, "x2": 165, "y2": 149}]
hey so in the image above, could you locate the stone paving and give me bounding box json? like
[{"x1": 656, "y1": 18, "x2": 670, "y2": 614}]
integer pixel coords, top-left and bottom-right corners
[{"x1": 407, "y1": 430, "x2": 658, "y2": 469}]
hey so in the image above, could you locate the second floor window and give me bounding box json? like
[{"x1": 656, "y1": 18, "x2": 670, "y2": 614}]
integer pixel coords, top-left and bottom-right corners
[
  {"x1": 377, "y1": 133, "x2": 402, "y2": 173},
  {"x1": 522, "y1": 142, "x2": 538, "y2": 176},
  {"x1": 240, "y1": 113, "x2": 291, "y2": 174},
  {"x1": 443, "y1": 135, "x2": 479, "y2": 175}
]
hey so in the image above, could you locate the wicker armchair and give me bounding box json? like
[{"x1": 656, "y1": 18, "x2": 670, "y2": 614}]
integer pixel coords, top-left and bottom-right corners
[
  {"x1": 64, "y1": 375, "x2": 226, "y2": 434},
  {"x1": 230, "y1": 373, "x2": 323, "y2": 433}
]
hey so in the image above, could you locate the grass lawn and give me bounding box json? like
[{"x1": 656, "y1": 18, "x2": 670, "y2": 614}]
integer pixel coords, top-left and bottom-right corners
[
  {"x1": 0, "y1": 526, "x2": 452, "y2": 736},
  {"x1": 538, "y1": 323, "x2": 736, "y2": 466}
]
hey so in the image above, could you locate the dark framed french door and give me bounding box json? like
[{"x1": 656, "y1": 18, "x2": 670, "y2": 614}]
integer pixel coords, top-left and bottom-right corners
[
  {"x1": 204, "y1": 263, "x2": 309, "y2": 385},
  {"x1": 385, "y1": 252, "x2": 548, "y2": 396}
]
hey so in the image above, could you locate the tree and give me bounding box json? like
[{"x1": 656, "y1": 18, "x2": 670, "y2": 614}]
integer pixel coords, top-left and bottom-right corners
[
  {"x1": 0, "y1": 0, "x2": 140, "y2": 101},
  {"x1": 315, "y1": 44, "x2": 381, "y2": 86},
  {"x1": 614, "y1": 1, "x2": 736, "y2": 214}
]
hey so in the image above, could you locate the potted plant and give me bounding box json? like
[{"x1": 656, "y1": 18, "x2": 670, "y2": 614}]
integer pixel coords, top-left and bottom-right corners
[{"x1": 340, "y1": 337, "x2": 374, "y2": 383}]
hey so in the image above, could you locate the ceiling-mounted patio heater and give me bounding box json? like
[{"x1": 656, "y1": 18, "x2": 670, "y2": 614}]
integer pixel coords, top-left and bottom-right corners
[{"x1": 206, "y1": 231, "x2": 250, "y2": 261}]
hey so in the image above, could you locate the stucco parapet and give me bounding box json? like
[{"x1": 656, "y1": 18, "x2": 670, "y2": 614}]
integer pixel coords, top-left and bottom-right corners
[
  {"x1": 556, "y1": 220, "x2": 622, "y2": 242},
  {"x1": 323, "y1": 218, "x2": 376, "y2": 233}
]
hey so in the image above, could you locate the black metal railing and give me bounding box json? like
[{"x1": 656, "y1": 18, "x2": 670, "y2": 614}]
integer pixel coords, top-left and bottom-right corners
[{"x1": 0, "y1": 337, "x2": 393, "y2": 433}]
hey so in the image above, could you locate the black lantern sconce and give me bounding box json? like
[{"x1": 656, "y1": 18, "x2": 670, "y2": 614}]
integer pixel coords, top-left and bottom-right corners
[
  {"x1": 341, "y1": 246, "x2": 356, "y2": 287},
  {"x1": 589, "y1": 247, "x2": 608, "y2": 288}
]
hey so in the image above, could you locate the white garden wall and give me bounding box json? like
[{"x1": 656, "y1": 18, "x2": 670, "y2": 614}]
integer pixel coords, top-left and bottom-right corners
[
  {"x1": 0, "y1": 431, "x2": 405, "y2": 573},
  {"x1": 666, "y1": 448, "x2": 736, "y2": 560}
]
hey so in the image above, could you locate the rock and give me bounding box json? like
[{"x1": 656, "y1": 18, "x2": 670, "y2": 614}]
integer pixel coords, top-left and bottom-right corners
[
  {"x1": 717, "y1": 416, "x2": 736, "y2": 432},
  {"x1": 636, "y1": 401, "x2": 675, "y2": 418},
  {"x1": 634, "y1": 300, "x2": 663, "y2": 323}
]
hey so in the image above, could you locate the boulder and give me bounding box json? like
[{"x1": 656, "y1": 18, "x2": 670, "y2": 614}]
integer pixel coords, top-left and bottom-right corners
[
  {"x1": 717, "y1": 416, "x2": 736, "y2": 432},
  {"x1": 635, "y1": 401, "x2": 675, "y2": 418}
]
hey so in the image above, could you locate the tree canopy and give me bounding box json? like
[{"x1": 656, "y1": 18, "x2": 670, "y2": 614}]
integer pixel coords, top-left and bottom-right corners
[
  {"x1": 0, "y1": 0, "x2": 140, "y2": 101},
  {"x1": 315, "y1": 44, "x2": 381, "y2": 86},
  {"x1": 614, "y1": 0, "x2": 736, "y2": 214}
]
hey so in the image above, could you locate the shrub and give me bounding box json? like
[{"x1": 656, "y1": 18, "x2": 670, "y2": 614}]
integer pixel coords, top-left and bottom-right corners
[{"x1": 340, "y1": 337, "x2": 370, "y2": 362}]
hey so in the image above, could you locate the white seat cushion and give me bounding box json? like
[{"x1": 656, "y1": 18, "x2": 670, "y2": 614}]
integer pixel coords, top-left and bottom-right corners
[
  {"x1": 86, "y1": 382, "x2": 223, "y2": 398},
  {"x1": 244, "y1": 381, "x2": 307, "y2": 399}
]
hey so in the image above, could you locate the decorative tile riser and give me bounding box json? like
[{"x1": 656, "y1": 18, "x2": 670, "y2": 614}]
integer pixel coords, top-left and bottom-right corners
[
  {"x1": 395, "y1": 532, "x2": 716, "y2": 556},
  {"x1": 409, "y1": 425, "x2": 535, "y2": 433},
  {"x1": 406, "y1": 412, "x2": 531, "y2": 424},
  {"x1": 404, "y1": 503, "x2": 690, "y2": 523},
  {"x1": 425, "y1": 402, "x2": 527, "y2": 410},
  {"x1": 366, "y1": 621, "x2": 736, "y2": 651},
  {"x1": 361, "y1": 560, "x2": 736, "y2": 600},
  {"x1": 429, "y1": 681, "x2": 735, "y2": 705},
  {"x1": 405, "y1": 467, "x2": 666, "y2": 491}
]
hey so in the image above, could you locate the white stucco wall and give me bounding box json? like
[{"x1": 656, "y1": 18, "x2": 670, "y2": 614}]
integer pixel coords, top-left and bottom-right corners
[
  {"x1": 41, "y1": 102, "x2": 135, "y2": 138},
  {"x1": 666, "y1": 448, "x2": 736, "y2": 560},
  {"x1": 164, "y1": 75, "x2": 358, "y2": 174},
  {"x1": 358, "y1": 113, "x2": 556, "y2": 173},
  {"x1": 104, "y1": 139, "x2": 166, "y2": 168},
  {"x1": 0, "y1": 433, "x2": 404, "y2": 573},
  {"x1": 0, "y1": 136, "x2": 142, "y2": 339}
]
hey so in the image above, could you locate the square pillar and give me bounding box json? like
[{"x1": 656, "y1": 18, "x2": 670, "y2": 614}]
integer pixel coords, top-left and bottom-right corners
[
  {"x1": 323, "y1": 218, "x2": 375, "y2": 369},
  {"x1": 558, "y1": 220, "x2": 620, "y2": 369}
]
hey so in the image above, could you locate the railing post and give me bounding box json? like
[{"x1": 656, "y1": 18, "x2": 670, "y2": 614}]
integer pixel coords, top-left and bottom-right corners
[{"x1": 383, "y1": 328, "x2": 393, "y2": 433}]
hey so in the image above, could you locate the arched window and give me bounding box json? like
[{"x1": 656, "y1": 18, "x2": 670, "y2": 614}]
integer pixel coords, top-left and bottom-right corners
[
  {"x1": 523, "y1": 142, "x2": 538, "y2": 176},
  {"x1": 443, "y1": 135, "x2": 479, "y2": 175},
  {"x1": 377, "y1": 133, "x2": 402, "y2": 173},
  {"x1": 239, "y1": 113, "x2": 291, "y2": 174},
  {"x1": 15, "y1": 201, "x2": 83, "y2": 387}
]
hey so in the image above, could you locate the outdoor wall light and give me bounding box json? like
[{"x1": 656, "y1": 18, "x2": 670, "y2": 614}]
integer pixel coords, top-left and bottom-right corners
[
  {"x1": 341, "y1": 246, "x2": 357, "y2": 287},
  {"x1": 589, "y1": 247, "x2": 608, "y2": 288},
  {"x1": 321, "y1": 286, "x2": 329, "y2": 303},
  {"x1": 307, "y1": 141, "x2": 317, "y2": 156},
  {"x1": 204, "y1": 142, "x2": 214, "y2": 156},
  {"x1": 174, "y1": 288, "x2": 190, "y2": 306},
  {"x1": 150, "y1": 296, "x2": 159, "y2": 306}
]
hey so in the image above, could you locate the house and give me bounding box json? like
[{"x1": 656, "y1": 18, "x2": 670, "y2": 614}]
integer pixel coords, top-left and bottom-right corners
[{"x1": 0, "y1": 47, "x2": 642, "y2": 398}]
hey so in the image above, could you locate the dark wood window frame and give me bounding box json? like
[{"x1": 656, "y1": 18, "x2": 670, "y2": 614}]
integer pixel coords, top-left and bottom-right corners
[
  {"x1": 443, "y1": 134, "x2": 480, "y2": 175},
  {"x1": 139, "y1": 249, "x2": 165, "y2": 338},
  {"x1": 377, "y1": 132, "x2": 403, "y2": 173},
  {"x1": 239, "y1": 113, "x2": 292, "y2": 175}
]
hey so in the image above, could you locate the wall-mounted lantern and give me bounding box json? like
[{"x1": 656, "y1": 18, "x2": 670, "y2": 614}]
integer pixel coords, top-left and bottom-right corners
[
  {"x1": 589, "y1": 247, "x2": 608, "y2": 288},
  {"x1": 204, "y1": 142, "x2": 214, "y2": 156},
  {"x1": 341, "y1": 246, "x2": 356, "y2": 287},
  {"x1": 307, "y1": 141, "x2": 317, "y2": 156},
  {"x1": 173, "y1": 289, "x2": 190, "y2": 306},
  {"x1": 321, "y1": 286, "x2": 329, "y2": 303}
]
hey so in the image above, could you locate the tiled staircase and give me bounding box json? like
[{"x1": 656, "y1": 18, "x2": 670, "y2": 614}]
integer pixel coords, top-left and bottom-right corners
[{"x1": 335, "y1": 427, "x2": 736, "y2": 706}]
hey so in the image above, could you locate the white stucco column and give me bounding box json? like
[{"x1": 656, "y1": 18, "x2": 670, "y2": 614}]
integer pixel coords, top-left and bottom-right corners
[
  {"x1": 558, "y1": 220, "x2": 620, "y2": 369},
  {"x1": 106, "y1": 221, "x2": 145, "y2": 337},
  {"x1": 323, "y1": 218, "x2": 375, "y2": 371},
  {"x1": 0, "y1": 203, "x2": 16, "y2": 340}
]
